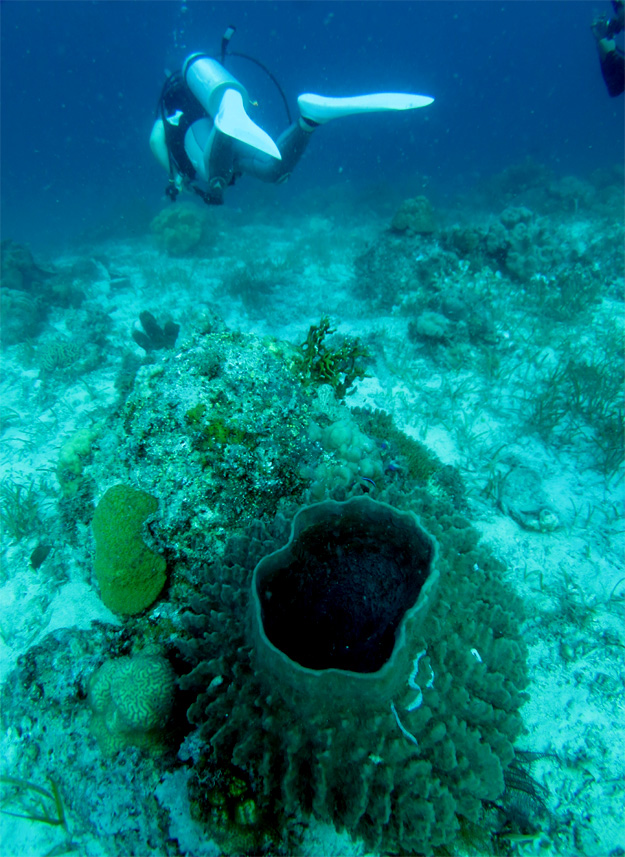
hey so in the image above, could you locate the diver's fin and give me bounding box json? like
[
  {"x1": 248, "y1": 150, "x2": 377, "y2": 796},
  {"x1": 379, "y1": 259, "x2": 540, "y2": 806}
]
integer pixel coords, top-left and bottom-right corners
[
  {"x1": 298, "y1": 92, "x2": 434, "y2": 125},
  {"x1": 214, "y1": 89, "x2": 282, "y2": 160}
]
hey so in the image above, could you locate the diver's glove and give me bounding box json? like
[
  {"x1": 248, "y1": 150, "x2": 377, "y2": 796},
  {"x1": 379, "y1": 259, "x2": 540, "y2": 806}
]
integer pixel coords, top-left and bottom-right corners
[
  {"x1": 298, "y1": 92, "x2": 434, "y2": 126},
  {"x1": 591, "y1": 14, "x2": 611, "y2": 40}
]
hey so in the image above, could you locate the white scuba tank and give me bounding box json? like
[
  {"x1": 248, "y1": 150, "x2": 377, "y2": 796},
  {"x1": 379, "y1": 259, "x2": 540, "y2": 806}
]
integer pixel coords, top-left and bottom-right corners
[{"x1": 182, "y1": 54, "x2": 248, "y2": 118}]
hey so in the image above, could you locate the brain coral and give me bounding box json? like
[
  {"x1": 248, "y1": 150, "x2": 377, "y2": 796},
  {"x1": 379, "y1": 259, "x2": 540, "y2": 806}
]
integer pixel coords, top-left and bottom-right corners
[
  {"x1": 177, "y1": 486, "x2": 528, "y2": 855},
  {"x1": 92, "y1": 484, "x2": 166, "y2": 615},
  {"x1": 87, "y1": 653, "x2": 175, "y2": 754}
]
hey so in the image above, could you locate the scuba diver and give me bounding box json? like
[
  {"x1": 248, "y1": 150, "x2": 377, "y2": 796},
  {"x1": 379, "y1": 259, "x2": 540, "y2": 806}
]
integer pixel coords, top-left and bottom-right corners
[
  {"x1": 150, "y1": 27, "x2": 434, "y2": 205},
  {"x1": 591, "y1": 0, "x2": 624, "y2": 96}
]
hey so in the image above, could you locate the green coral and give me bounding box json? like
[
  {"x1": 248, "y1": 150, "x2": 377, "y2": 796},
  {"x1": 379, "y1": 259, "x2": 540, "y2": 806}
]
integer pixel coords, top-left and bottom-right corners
[
  {"x1": 199, "y1": 418, "x2": 254, "y2": 450},
  {"x1": 184, "y1": 402, "x2": 207, "y2": 428},
  {"x1": 92, "y1": 484, "x2": 166, "y2": 615},
  {"x1": 87, "y1": 653, "x2": 175, "y2": 754},
  {"x1": 296, "y1": 316, "x2": 370, "y2": 398},
  {"x1": 185, "y1": 403, "x2": 258, "y2": 463}
]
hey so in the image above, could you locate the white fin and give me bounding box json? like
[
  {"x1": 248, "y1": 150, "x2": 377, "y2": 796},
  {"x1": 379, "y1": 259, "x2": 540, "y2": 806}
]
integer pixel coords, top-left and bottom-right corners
[
  {"x1": 215, "y1": 89, "x2": 281, "y2": 160},
  {"x1": 298, "y1": 92, "x2": 434, "y2": 124}
]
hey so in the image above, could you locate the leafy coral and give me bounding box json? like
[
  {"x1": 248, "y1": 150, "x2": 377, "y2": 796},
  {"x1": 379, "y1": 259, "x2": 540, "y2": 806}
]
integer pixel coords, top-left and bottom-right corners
[{"x1": 296, "y1": 316, "x2": 370, "y2": 398}]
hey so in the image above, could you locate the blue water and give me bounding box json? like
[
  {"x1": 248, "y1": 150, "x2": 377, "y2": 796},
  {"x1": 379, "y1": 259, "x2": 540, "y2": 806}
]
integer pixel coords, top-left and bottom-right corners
[{"x1": 1, "y1": 0, "x2": 623, "y2": 252}]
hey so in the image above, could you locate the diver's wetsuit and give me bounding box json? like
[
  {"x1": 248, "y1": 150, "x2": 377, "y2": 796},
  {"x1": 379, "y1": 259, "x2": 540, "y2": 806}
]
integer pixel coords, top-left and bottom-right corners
[
  {"x1": 595, "y1": 0, "x2": 625, "y2": 96},
  {"x1": 159, "y1": 73, "x2": 206, "y2": 181},
  {"x1": 600, "y1": 45, "x2": 625, "y2": 96}
]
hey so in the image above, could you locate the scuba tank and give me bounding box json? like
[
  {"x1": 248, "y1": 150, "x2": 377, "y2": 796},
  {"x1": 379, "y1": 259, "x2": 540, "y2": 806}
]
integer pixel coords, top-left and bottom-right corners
[
  {"x1": 182, "y1": 54, "x2": 248, "y2": 119},
  {"x1": 182, "y1": 53, "x2": 281, "y2": 160}
]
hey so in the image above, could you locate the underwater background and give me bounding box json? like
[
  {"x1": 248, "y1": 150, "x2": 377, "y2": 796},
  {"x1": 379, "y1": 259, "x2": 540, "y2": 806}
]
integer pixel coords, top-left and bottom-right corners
[
  {"x1": 1, "y1": 2, "x2": 624, "y2": 856},
  {"x1": 2, "y1": 0, "x2": 624, "y2": 250}
]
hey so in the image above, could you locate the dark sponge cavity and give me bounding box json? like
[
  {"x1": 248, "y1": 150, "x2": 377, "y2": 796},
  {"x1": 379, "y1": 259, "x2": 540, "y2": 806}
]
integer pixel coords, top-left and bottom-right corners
[{"x1": 259, "y1": 515, "x2": 433, "y2": 672}]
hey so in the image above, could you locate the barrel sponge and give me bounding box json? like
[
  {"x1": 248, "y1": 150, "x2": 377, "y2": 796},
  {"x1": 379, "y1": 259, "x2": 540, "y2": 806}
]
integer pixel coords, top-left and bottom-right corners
[
  {"x1": 92, "y1": 484, "x2": 166, "y2": 615},
  {"x1": 177, "y1": 488, "x2": 528, "y2": 855},
  {"x1": 88, "y1": 653, "x2": 176, "y2": 754}
]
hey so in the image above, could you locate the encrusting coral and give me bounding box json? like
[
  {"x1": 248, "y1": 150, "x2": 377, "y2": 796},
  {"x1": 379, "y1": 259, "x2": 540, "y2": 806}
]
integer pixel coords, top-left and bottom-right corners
[
  {"x1": 57, "y1": 427, "x2": 99, "y2": 497},
  {"x1": 92, "y1": 484, "x2": 167, "y2": 615}
]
